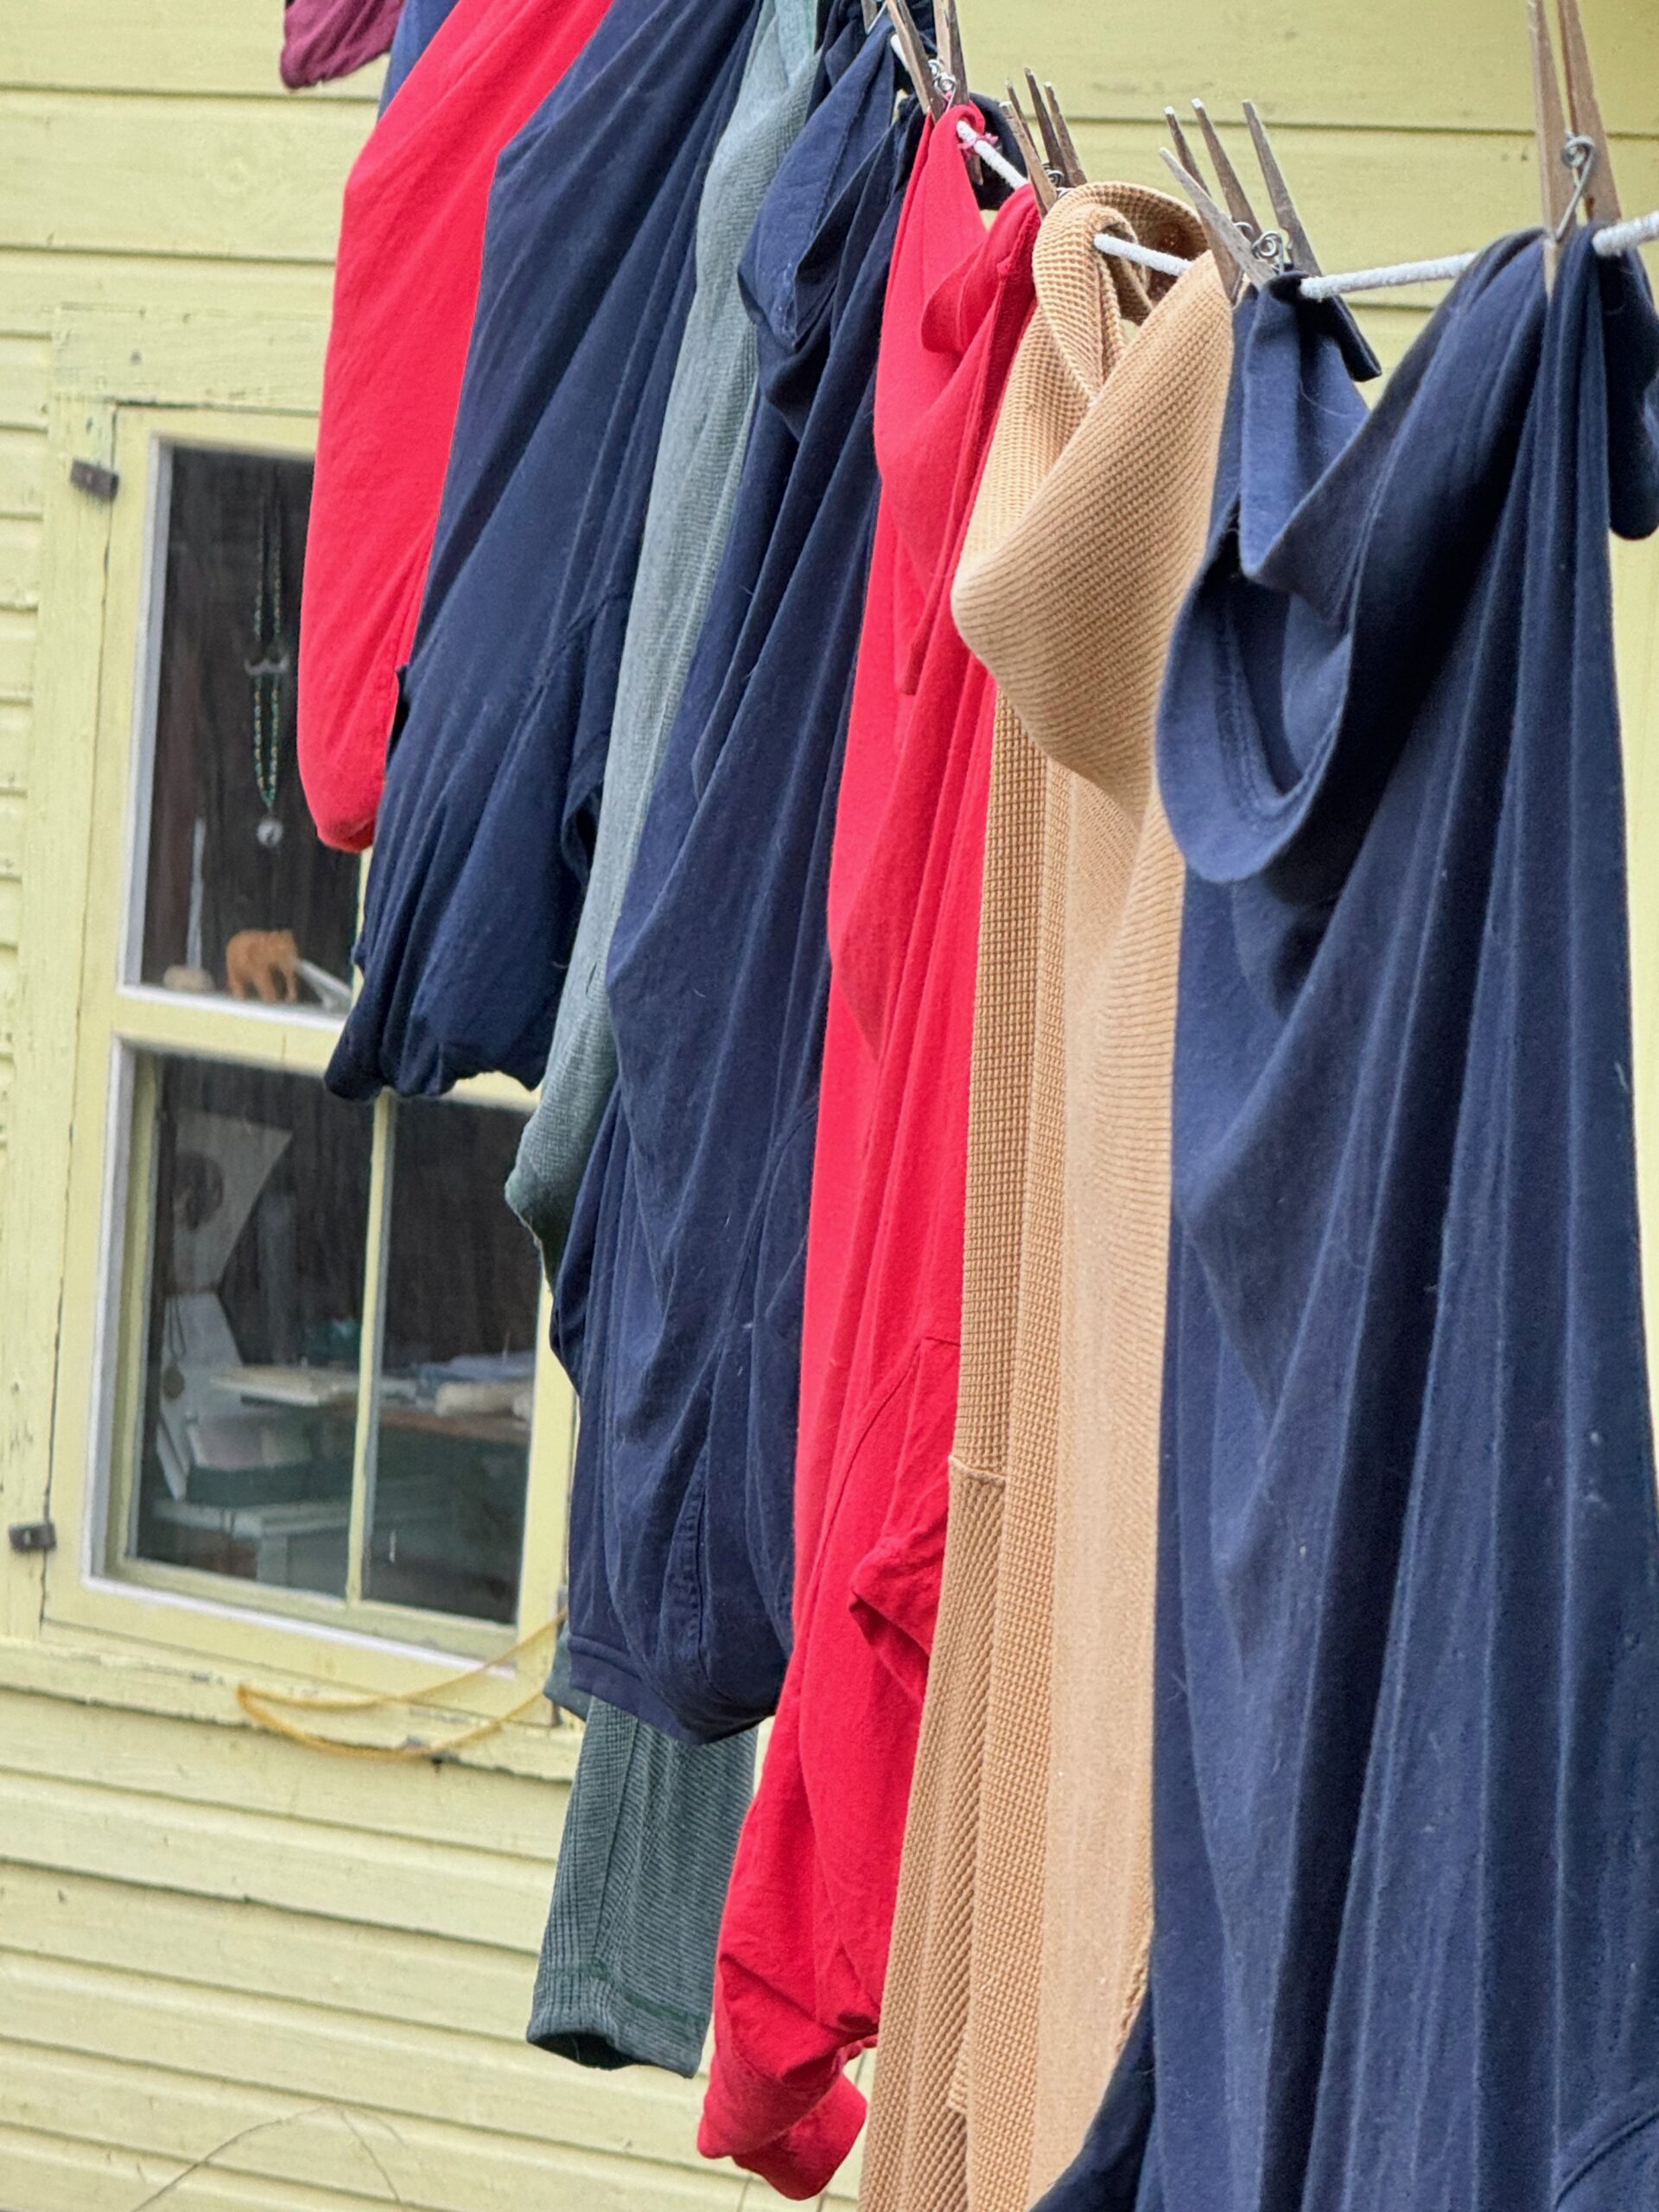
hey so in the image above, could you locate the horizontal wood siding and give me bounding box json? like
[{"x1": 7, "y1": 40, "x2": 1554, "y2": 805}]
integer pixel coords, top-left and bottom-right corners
[{"x1": 0, "y1": 1683, "x2": 851, "y2": 2209}]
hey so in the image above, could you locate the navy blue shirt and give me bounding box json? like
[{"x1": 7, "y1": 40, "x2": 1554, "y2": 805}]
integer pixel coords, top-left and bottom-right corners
[
  {"x1": 378, "y1": 0, "x2": 458, "y2": 109},
  {"x1": 329, "y1": 0, "x2": 762, "y2": 1099},
  {"x1": 1039, "y1": 230, "x2": 1659, "y2": 2212},
  {"x1": 556, "y1": 18, "x2": 916, "y2": 1744}
]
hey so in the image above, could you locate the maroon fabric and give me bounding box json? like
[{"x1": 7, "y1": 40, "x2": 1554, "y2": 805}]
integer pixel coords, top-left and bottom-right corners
[{"x1": 282, "y1": 0, "x2": 404, "y2": 88}]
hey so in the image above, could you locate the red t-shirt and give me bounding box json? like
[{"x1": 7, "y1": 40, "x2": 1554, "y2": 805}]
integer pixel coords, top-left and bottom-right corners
[
  {"x1": 699, "y1": 118, "x2": 1039, "y2": 2201},
  {"x1": 298, "y1": 0, "x2": 610, "y2": 851}
]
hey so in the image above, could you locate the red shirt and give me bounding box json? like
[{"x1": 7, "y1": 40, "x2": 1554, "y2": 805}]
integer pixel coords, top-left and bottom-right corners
[
  {"x1": 298, "y1": 0, "x2": 609, "y2": 851},
  {"x1": 699, "y1": 118, "x2": 1039, "y2": 2201}
]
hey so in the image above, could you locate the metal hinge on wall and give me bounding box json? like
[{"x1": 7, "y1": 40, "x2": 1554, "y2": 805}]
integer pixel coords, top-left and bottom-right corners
[
  {"x1": 8, "y1": 1521, "x2": 57, "y2": 1554},
  {"x1": 69, "y1": 457, "x2": 119, "y2": 501}
]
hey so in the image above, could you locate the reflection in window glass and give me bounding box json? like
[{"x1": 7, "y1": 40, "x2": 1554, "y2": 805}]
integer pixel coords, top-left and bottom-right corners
[
  {"x1": 130, "y1": 1054, "x2": 372, "y2": 1597},
  {"x1": 140, "y1": 447, "x2": 359, "y2": 1008},
  {"x1": 365, "y1": 1099, "x2": 538, "y2": 1626}
]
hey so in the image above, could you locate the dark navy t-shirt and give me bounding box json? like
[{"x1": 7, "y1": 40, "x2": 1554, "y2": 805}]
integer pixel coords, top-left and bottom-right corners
[
  {"x1": 556, "y1": 18, "x2": 916, "y2": 1743},
  {"x1": 328, "y1": 0, "x2": 761, "y2": 1099},
  {"x1": 1040, "y1": 230, "x2": 1659, "y2": 2212},
  {"x1": 378, "y1": 0, "x2": 459, "y2": 108}
]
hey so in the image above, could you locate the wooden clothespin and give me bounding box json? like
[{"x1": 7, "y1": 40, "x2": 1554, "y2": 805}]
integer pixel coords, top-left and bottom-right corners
[
  {"x1": 938, "y1": 0, "x2": 967, "y2": 99},
  {"x1": 1160, "y1": 146, "x2": 1264, "y2": 294},
  {"x1": 1043, "y1": 81, "x2": 1090, "y2": 185},
  {"x1": 1163, "y1": 105, "x2": 1207, "y2": 194},
  {"x1": 1190, "y1": 99, "x2": 1264, "y2": 242},
  {"x1": 885, "y1": 0, "x2": 946, "y2": 121},
  {"x1": 1025, "y1": 69, "x2": 1087, "y2": 189},
  {"x1": 1241, "y1": 101, "x2": 1321, "y2": 275},
  {"x1": 938, "y1": 0, "x2": 982, "y2": 185},
  {"x1": 1237, "y1": 103, "x2": 1382, "y2": 377},
  {"x1": 861, "y1": 0, "x2": 882, "y2": 33},
  {"x1": 1529, "y1": 0, "x2": 1621, "y2": 290},
  {"x1": 1162, "y1": 105, "x2": 1247, "y2": 299},
  {"x1": 1555, "y1": 0, "x2": 1620, "y2": 222},
  {"x1": 1004, "y1": 82, "x2": 1058, "y2": 212}
]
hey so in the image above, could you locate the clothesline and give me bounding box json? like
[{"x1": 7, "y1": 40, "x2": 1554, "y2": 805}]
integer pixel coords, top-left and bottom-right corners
[
  {"x1": 1301, "y1": 207, "x2": 1659, "y2": 296},
  {"x1": 952, "y1": 118, "x2": 1659, "y2": 297}
]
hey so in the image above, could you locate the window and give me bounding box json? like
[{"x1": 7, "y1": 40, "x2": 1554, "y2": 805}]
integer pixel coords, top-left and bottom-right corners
[
  {"x1": 136, "y1": 448, "x2": 360, "y2": 1007},
  {"x1": 33, "y1": 394, "x2": 572, "y2": 1674}
]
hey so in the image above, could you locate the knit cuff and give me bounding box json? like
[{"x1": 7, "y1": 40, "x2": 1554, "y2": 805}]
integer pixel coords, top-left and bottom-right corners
[
  {"x1": 528, "y1": 1960, "x2": 708, "y2": 2079},
  {"x1": 699, "y1": 2067, "x2": 868, "y2": 2199}
]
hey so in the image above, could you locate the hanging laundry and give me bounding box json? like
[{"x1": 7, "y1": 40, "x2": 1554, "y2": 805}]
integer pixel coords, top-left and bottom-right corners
[
  {"x1": 518, "y1": 0, "x2": 818, "y2": 2080},
  {"x1": 298, "y1": 0, "x2": 610, "y2": 853},
  {"x1": 506, "y1": 0, "x2": 821, "y2": 1277},
  {"x1": 528, "y1": 1700, "x2": 756, "y2": 2075},
  {"x1": 556, "y1": 18, "x2": 913, "y2": 1743},
  {"x1": 861, "y1": 188, "x2": 1228, "y2": 2212},
  {"x1": 1041, "y1": 232, "x2": 1659, "y2": 2212},
  {"x1": 326, "y1": 0, "x2": 765, "y2": 1100},
  {"x1": 697, "y1": 112, "x2": 1037, "y2": 2205},
  {"x1": 281, "y1": 0, "x2": 402, "y2": 90},
  {"x1": 379, "y1": 0, "x2": 461, "y2": 107}
]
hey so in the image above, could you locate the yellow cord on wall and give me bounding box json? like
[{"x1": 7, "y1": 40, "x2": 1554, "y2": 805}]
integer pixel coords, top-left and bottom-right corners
[{"x1": 236, "y1": 1614, "x2": 562, "y2": 1761}]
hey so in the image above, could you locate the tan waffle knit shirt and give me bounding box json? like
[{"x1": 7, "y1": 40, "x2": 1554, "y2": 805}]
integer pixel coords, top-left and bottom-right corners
[{"x1": 860, "y1": 189, "x2": 1232, "y2": 2212}]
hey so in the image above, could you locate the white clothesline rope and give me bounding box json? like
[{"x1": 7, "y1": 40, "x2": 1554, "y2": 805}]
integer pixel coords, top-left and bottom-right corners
[
  {"x1": 1092, "y1": 234, "x2": 1194, "y2": 278},
  {"x1": 1300, "y1": 252, "x2": 1480, "y2": 300},
  {"x1": 956, "y1": 118, "x2": 1027, "y2": 194},
  {"x1": 952, "y1": 119, "x2": 1659, "y2": 299},
  {"x1": 1301, "y1": 206, "x2": 1659, "y2": 297}
]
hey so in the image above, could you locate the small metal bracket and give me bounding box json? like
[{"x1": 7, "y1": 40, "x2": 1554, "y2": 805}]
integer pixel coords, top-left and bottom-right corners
[
  {"x1": 69, "y1": 458, "x2": 119, "y2": 502},
  {"x1": 8, "y1": 1520, "x2": 57, "y2": 1554}
]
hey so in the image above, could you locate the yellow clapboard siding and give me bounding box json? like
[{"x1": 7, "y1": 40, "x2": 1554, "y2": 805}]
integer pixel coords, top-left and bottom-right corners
[
  {"x1": 0, "y1": 1627, "x2": 579, "y2": 1786},
  {"x1": 0, "y1": 2129, "x2": 397, "y2": 2212},
  {"x1": 0, "y1": 696, "x2": 29, "y2": 790},
  {"x1": 0, "y1": 605, "x2": 36, "y2": 697},
  {"x1": 0, "y1": 330, "x2": 49, "y2": 428},
  {"x1": 961, "y1": 0, "x2": 1659, "y2": 135},
  {"x1": 1, "y1": 1767, "x2": 555, "y2": 1953},
  {"x1": 1614, "y1": 534, "x2": 1659, "y2": 1367},
  {"x1": 0, "y1": 2131, "x2": 745, "y2": 2212},
  {"x1": 0, "y1": 2058, "x2": 753, "y2": 2212},
  {"x1": 0, "y1": 1951, "x2": 717, "y2": 2174},
  {"x1": 0, "y1": 1862, "x2": 543, "y2": 2043},
  {"x1": 0, "y1": 0, "x2": 385, "y2": 105},
  {"x1": 0, "y1": 510, "x2": 41, "y2": 609},
  {"x1": 0, "y1": 249, "x2": 340, "y2": 332},
  {"x1": 0, "y1": 92, "x2": 366, "y2": 265},
  {"x1": 0, "y1": 423, "x2": 46, "y2": 515},
  {"x1": 0, "y1": 1682, "x2": 569, "y2": 1862},
  {"x1": 0, "y1": 857, "x2": 24, "y2": 947}
]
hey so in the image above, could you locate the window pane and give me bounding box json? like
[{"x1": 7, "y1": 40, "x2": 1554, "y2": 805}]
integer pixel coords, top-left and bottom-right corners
[
  {"x1": 128, "y1": 1054, "x2": 372, "y2": 1598},
  {"x1": 139, "y1": 446, "x2": 359, "y2": 1007},
  {"x1": 365, "y1": 1099, "x2": 538, "y2": 1625}
]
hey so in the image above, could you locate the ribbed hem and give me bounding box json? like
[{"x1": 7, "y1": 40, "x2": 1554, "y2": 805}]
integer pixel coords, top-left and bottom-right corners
[
  {"x1": 528, "y1": 1962, "x2": 707, "y2": 2079},
  {"x1": 700, "y1": 2068, "x2": 868, "y2": 2199}
]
